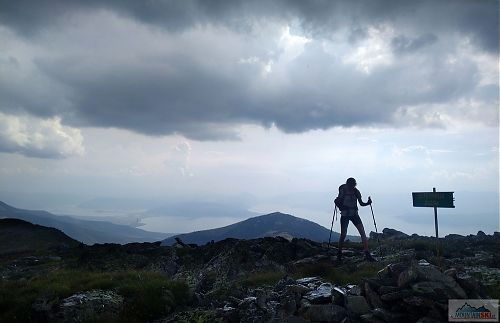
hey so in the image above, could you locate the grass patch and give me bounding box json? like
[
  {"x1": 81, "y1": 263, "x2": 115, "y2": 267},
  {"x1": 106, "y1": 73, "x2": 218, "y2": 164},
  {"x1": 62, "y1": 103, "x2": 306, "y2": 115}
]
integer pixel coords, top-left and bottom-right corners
[
  {"x1": 238, "y1": 270, "x2": 284, "y2": 288},
  {"x1": 343, "y1": 241, "x2": 365, "y2": 250},
  {"x1": 173, "y1": 309, "x2": 225, "y2": 323},
  {"x1": 0, "y1": 269, "x2": 190, "y2": 323},
  {"x1": 292, "y1": 261, "x2": 384, "y2": 285}
]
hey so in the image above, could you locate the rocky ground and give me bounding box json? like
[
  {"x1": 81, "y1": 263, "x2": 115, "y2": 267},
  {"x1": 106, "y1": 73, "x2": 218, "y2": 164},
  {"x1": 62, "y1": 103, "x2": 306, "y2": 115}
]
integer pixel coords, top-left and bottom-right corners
[{"x1": 1, "y1": 228, "x2": 499, "y2": 322}]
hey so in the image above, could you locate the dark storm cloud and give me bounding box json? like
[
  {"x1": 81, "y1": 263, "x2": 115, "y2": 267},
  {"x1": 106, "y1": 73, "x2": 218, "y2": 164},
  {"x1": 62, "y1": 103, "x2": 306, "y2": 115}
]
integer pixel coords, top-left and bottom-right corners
[
  {"x1": 1, "y1": 0, "x2": 497, "y2": 53},
  {"x1": 0, "y1": 0, "x2": 498, "y2": 141},
  {"x1": 33, "y1": 40, "x2": 480, "y2": 137}
]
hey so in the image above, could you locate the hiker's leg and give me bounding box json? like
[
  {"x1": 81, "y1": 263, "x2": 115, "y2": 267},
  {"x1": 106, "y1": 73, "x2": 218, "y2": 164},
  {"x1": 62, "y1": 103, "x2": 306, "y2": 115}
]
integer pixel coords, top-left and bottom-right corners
[
  {"x1": 338, "y1": 216, "x2": 348, "y2": 253},
  {"x1": 354, "y1": 221, "x2": 369, "y2": 251}
]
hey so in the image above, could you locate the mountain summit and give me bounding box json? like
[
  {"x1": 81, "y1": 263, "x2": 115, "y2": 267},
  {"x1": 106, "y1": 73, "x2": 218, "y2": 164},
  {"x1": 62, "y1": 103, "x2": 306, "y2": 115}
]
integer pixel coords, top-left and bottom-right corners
[{"x1": 161, "y1": 211, "x2": 358, "y2": 245}]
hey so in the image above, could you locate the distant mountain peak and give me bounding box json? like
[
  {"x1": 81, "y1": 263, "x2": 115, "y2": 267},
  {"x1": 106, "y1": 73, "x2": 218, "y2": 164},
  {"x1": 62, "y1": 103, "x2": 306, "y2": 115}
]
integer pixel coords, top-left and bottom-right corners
[
  {"x1": 265, "y1": 211, "x2": 292, "y2": 216},
  {"x1": 259, "y1": 212, "x2": 304, "y2": 220},
  {"x1": 162, "y1": 211, "x2": 359, "y2": 246}
]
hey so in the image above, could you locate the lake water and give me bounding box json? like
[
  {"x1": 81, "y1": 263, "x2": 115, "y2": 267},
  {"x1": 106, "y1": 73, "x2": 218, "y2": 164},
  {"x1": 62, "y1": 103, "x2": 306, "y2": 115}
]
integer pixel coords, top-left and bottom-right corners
[{"x1": 140, "y1": 215, "x2": 243, "y2": 234}]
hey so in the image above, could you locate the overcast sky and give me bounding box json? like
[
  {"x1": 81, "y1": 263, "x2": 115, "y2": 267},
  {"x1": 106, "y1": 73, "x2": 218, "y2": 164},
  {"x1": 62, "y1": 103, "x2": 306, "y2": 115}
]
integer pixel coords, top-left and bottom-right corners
[{"x1": 0, "y1": 0, "x2": 498, "y2": 236}]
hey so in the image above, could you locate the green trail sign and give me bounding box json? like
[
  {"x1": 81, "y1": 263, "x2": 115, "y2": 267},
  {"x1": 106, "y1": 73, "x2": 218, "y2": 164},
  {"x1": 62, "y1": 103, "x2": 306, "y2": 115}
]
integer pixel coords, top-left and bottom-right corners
[
  {"x1": 412, "y1": 191, "x2": 455, "y2": 208},
  {"x1": 412, "y1": 188, "x2": 455, "y2": 240}
]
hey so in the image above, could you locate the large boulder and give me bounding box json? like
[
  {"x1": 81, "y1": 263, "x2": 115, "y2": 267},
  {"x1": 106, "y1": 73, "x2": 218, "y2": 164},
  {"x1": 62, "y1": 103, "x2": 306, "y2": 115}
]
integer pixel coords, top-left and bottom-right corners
[
  {"x1": 381, "y1": 228, "x2": 409, "y2": 240},
  {"x1": 364, "y1": 282, "x2": 383, "y2": 309},
  {"x1": 415, "y1": 264, "x2": 467, "y2": 298},
  {"x1": 303, "y1": 283, "x2": 334, "y2": 304},
  {"x1": 411, "y1": 281, "x2": 455, "y2": 300},
  {"x1": 51, "y1": 290, "x2": 124, "y2": 323},
  {"x1": 397, "y1": 265, "x2": 418, "y2": 287},
  {"x1": 455, "y1": 271, "x2": 488, "y2": 298}
]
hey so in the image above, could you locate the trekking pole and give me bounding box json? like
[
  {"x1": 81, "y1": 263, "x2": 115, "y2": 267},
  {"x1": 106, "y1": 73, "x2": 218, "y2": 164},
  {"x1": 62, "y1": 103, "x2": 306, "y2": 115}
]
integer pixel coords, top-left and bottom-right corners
[
  {"x1": 327, "y1": 206, "x2": 338, "y2": 248},
  {"x1": 369, "y1": 203, "x2": 382, "y2": 255}
]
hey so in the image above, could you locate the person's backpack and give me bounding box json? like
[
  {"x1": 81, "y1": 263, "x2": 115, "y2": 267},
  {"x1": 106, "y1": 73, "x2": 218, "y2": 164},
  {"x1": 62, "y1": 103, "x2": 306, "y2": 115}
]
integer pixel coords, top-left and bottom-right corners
[
  {"x1": 334, "y1": 196, "x2": 344, "y2": 210},
  {"x1": 333, "y1": 196, "x2": 344, "y2": 211},
  {"x1": 334, "y1": 184, "x2": 347, "y2": 210}
]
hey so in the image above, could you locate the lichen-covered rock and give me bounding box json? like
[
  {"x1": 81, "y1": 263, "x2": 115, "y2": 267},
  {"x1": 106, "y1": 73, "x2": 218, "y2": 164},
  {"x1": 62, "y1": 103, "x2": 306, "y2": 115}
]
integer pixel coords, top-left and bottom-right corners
[
  {"x1": 346, "y1": 284, "x2": 362, "y2": 296},
  {"x1": 274, "y1": 275, "x2": 296, "y2": 292},
  {"x1": 286, "y1": 284, "x2": 311, "y2": 295},
  {"x1": 52, "y1": 290, "x2": 123, "y2": 323},
  {"x1": 364, "y1": 282, "x2": 383, "y2": 309},
  {"x1": 455, "y1": 271, "x2": 487, "y2": 298},
  {"x1": 415, "y1": 264, "x2": 467, "y2": 298},
  {"x1": 411, "y1": 281, "x2": 456, "y2": 300},
  {"x1": 397, "y1": 265, "x2": 418, "y2": 287},
  {"x1": 296, "y1": 276, "x2": 321, "y2": 286},
  {"x1": 331, "y1": 286, "x2": 346, "y2": 305},
  {"x1": 303, "y1": 282, "x2": 333, "y2": 304}
]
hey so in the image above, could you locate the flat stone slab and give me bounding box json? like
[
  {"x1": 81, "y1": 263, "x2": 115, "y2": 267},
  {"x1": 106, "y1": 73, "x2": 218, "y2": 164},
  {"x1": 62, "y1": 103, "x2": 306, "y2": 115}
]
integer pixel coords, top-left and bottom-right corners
[
  {"x1": 296, "y1": 277, "x2": 321, "y2": 285},
  {"x1": 303, "y1": 283, "x2": 333, "y2": 304}
]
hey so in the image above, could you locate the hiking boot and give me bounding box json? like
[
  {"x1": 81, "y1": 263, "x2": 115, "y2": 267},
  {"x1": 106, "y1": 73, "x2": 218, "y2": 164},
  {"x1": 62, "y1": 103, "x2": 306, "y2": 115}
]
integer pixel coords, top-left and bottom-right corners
[{"x1": 364, "y1": 251, "x2": 377, "y2": 262}]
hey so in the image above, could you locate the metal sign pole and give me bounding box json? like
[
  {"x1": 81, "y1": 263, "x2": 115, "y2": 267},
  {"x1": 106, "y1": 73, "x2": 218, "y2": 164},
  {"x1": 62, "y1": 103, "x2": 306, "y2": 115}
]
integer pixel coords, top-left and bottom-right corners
[
  {"x1": 433, "y1": 187, "x2": 440, "y2": 260},
  {"x1": 433, "y1": 187, "x2": 438, "y2": 239}
]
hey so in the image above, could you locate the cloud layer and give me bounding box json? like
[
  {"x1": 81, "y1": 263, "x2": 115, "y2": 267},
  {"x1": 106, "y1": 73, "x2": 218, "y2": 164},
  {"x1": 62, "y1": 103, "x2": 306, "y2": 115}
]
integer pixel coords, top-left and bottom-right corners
[
  {"x1": 0, "y1": 112, "x2": 84, "y2": 158},
  {"x1": 0, "y1": 0, "x2": 497, "y2": 144}
]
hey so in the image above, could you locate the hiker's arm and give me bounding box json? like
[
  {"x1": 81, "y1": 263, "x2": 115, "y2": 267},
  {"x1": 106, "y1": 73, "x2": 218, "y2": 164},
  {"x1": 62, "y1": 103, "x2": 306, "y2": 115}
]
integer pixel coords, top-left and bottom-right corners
[{"x1": 357, "y1": 192, "x2": 372, "y2": 206}]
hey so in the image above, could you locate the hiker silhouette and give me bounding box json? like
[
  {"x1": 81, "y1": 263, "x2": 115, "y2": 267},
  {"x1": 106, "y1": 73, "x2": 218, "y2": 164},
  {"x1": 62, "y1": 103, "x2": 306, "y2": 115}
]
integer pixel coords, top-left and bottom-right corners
[{"x1": 335, "y1": 177, "x2": 376, "y2": 262}]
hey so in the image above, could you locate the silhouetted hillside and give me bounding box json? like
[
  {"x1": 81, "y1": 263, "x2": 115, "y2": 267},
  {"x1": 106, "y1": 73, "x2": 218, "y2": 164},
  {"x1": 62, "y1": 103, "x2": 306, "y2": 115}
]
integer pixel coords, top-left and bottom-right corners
[
  {"x1": 0, "y1": 218, "x2": 79, "y2": 255},
  {"x1": 0, "y1": 201, "x2": 168, "y2": 244},
  {"x1": 162, "y1": 211, "x2": 359, "y2": 245}
]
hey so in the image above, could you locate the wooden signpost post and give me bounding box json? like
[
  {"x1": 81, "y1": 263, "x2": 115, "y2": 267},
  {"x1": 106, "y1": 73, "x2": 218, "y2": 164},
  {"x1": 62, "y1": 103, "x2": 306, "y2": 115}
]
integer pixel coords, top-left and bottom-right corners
[
  {"x1": 412, "y1": 188, "x2": 455, "y2": 262},
  {"x1": 412, "y1": 188, "x2": 455, "y2": 239}
]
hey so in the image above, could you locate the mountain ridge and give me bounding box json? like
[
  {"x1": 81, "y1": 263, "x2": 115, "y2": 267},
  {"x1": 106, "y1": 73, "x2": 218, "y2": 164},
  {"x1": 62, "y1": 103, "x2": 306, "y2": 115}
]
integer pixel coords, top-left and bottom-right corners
[
  {"x1": 0, "y1": 201, "x2": 168, "y2": 245},
  {"x1": 0, "y1": 218, "x2": 79, "y2": 255},
  {"x1": 161, "y1": 211, "x2": 359, "y2": 245}
]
